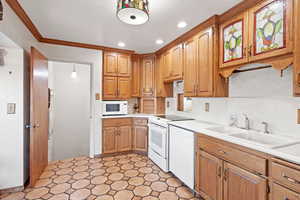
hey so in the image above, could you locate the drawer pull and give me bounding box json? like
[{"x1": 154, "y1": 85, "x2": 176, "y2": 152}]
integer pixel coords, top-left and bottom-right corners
[
  {"x1": 224, "y1": 168, "x2": 228, "y2": 181},
  {"x1": 218, "y1": 166, "x2": 222, "y2": 178},
  {"x1": 218, "y1": 150, "x2": 227, "y2": 155},
  {"x1": 282, "y1": 173, "x2": 300, "y2": 184}
]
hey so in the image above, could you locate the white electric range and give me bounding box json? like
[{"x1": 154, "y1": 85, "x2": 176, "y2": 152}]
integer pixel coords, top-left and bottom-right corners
[{"x1": 148, "y1": 115, "x2": 194, "y2": 172}]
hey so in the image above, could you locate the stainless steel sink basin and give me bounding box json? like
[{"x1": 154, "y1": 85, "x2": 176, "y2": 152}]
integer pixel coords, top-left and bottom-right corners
[
  {"x1": 207, "y1": 126, "x2": 247, "y2": 135},
  {"x1": 230, "y1": 131, "x2": 297, "y2": 148}
]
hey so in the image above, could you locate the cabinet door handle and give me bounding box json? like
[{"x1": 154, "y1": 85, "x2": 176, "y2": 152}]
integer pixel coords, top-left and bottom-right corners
[
  {"x1": 243, "y1": 47, "x2": 247, "y2": 58},
  {"x1": 297, "y1": 73, "x2": 300, "y2": 86},
  {"x1": 282, "y1": 173, "x2": 300, "y2": 184},
  {"x1": 248, "y1": 45, "x2": 253, "y2": 57},
  {"x1": 218, "y1": 166, "x2": 222, "y2": 178},
  {"x1": 224, "y1": 168, "x2": 228, "y2": 181}
]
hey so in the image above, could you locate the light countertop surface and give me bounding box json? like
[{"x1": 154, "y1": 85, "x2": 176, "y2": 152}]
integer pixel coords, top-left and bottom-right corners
[
  {"x1": 169, "y1": 120, "x2": 300, "y2": 165},
  {"x1": 101, "y1": 114, "x2": 155, "y2": 119}
]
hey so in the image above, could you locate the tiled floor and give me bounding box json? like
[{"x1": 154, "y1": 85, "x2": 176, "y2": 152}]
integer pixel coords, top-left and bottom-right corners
[{"x1": 1, "y1": 153, "x2": 200, "y2": 200}]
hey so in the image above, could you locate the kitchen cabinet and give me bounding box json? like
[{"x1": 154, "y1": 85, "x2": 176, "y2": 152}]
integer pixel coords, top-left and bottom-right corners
[
  {"x1": 170, "y1": 44, "x2": 184, "y2": 80},
  {"x1": 103, "y1": 76, "x2": 131, "y2": 100},
  {"x1": 196, "y1": 151, "x2": 222, "y2": 200},
  {"x1": 103, "y1": 127, "x2": 117, "y2": 154},
  {"x1": 271, "y1": 183, "x2": 300, "y2": 200},
  {"x1": 156, "y1": 55, "x2": 173, "y2": 97},
  {"x1": 163, "y1": 44, "x2": 184, "y2": 82},
  {"x1": 102, "y1": 118, "x2": 148, "y2": 155},
  {"x1": 220, "y1": 0, "x2": 294, "y2": 68},
  {"x1": 223, "y1": 162, "x2": 267, "y2": 200},
  {"x1": 140, "y1": 98, "x2": 165, "y2": 114},
  {"x1": 102, "y1": 118, "x2": 132, "y2": 154},
  {"x1": 196, "y1": 135, "x2": 268, "y2": 200},
  {"x1": 184, "y1": 27, "x2": 227, "y2": 97},
  {"x1": 132, "y1": 118, "x2": 148, "y2": 153},
  {"x1": 183, "y1": 37, "x2": 198, "y2": 97},
  {"x1": 103, "y1": 52, "x2": 131, "y2": 77},
  {"x1": 131, "y1": 55, "x2": 141, "y2": 97},
  {"x1": 142, "y1": 57, "x2": 155, "y2": 98}
]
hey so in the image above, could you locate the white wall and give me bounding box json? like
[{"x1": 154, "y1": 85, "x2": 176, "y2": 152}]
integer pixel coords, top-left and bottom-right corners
[
  {"x1": 49, "y1": 61, "x2": 91, "y2": 161},
  {"x1": 0, "y1": 0, "x2": 103, "y2": 158},
  {"x1": 167, "y1": 66, "x2": 300, "y2": 139},
  {"x1": 0, "y1": 47, "x2": 25, "y2": 189}
]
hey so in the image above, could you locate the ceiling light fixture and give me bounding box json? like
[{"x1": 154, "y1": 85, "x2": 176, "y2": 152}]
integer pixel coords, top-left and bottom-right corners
[
  {"x1": 117, "y1": 0, "x2": 149, "y2": 25},
  {"x1": 156, "y1": 39, "x2": 164, "y2": 45},
  {"x1": 71, "y1": 64, "x2": 77, "y2": 79},
  {"x1": 118, "y1": 42, "x2": 126, "y2": 47},
  {"x1": 177, "y1": 21, "x2": 187, "y2": 28}
]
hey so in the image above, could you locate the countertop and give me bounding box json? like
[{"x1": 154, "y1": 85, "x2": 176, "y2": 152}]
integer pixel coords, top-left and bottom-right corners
[
  {"x1": 101, "y1": 114, "x2": 155, "y2": 119},
  {"x1": 168, "y1": 120, "x2": 300, "y2": 165}
]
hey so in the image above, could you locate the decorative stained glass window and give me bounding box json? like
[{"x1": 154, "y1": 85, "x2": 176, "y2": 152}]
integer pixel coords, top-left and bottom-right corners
[
  {"x1": 223, "y1": 20, "x2": 243, "y2": 63},
  {"x1": 255, "y1": 0, "x2": 285, "y2": 54}
]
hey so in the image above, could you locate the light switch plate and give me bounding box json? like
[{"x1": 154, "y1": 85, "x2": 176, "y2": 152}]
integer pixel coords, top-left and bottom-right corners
[
  {"x1": 7, "y1": 103, "x2": 16, "y2": 114},
  {"x1": 205, "y1": 103, "x2": 210, "y2": 112}
]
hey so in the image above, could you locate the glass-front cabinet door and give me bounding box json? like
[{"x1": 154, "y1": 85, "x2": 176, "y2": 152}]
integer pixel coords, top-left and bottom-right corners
[
  {"x1": 249, "y1": 0, "x2": 294, "y2": 61},
  {"x1": 220, "y1": 12, "x2": 249, "y2": 68}
]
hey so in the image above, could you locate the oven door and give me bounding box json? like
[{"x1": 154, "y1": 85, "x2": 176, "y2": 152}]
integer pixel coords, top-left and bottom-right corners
[{"x1": 148, "y1": 123, "x2": 168, "y2": 159}]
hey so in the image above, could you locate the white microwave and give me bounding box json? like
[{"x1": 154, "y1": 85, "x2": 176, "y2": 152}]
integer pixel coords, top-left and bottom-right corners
[{"x1": 102, "y1": 101, "x2": 128, "y2": 116}]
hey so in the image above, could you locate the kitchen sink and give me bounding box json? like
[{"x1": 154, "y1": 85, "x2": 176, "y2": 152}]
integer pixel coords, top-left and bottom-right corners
[
  {"x1": 230, "y1": 131, "x2": 297, "y2": 148},
  {"x1": 207, "y1": 126, "x2": 247, "y2": 135}
]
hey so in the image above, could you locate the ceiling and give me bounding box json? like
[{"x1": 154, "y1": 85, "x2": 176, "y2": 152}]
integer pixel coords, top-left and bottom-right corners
[{"x1": 19, "y1": 0, "x2": 243, "y2": 53}]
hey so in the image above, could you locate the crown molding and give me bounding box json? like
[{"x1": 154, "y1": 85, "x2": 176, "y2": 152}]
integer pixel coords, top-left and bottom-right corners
[{"x1": 5, "y1": 0, "x2": 135, "y2": 54}]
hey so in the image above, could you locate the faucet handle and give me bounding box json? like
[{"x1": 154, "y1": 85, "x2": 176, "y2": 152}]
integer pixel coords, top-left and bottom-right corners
[{"x1": 261, "y1": 121, "x2": 270, "y2": 134}]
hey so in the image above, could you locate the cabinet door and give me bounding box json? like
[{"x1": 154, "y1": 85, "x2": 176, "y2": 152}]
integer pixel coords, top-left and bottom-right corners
[
  {"x1": 103, "y1": 127, "x2": 117, "y2": 154},
  {"x1": 184, "y1": 38, "x2": 198, "y2": 97},
  {"x1": 220, "y1": 12, "x2": 249, "y2": 68},
  {"x1": 197, "y1": 28, "x2": 214, "y2": 96},
  {"x1": 223, "y1": 162, "x2": 267, "y2": 200},
  {"x1": 271, "y1": 183, "x2": 300, "y2": 200},
  {"x1": 133, "y1": 125, "x2": 148, "y2": 152},
  {"x1": 117, "y1": 126, "x2": 132, "y2": 152},
  {"x1": 103, "y1": 76, "x2": 118, "y2": 100},
  {"x1": 142, "y1": 57, "x2": 155, "y2": 97},
  {"x1": 196, "y1": 151, "x2": 222, "y2": 200},
  {"x1": 163, "y1": 51, "x2": 172, "y2": 80},
  {"x1": 131, "y1": 56, "x2": 141, "y2": 97},
  {"x1": 104, "y1": 52, "x2": 118, "y2": 76},
  {"x1": 118, "y1": 54, "x2": 131, "y2": 77},
  {"x1": 118, "y1": 77, "x2": 131, "y2": 99},
  {"x1": 249, "y1": 0, "x2": 294, "y2": 62},
  {"x1": 156, "y1": 56, "x2": 173, "y2": 97},
  {"x1": 171, "y1": 44, "x2": 183, "y2": 80},
  {"x1": 140, "y1": 98, "x2": 155, "y2": 114}
]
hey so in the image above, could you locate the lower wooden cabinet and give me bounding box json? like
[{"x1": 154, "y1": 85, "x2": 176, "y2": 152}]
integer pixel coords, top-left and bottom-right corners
[
  {"x1": 132, "y1": 125, "x2": 148, "y2": 152},
  {"x1": 102, "y1": 118, "x2": 148, "y2": 154},
  {"x1": 223, "y1": 162, "x2": 267, "y2": 200},
  {"x1": 271, "y1": 183, "x2": 300, "y2": 200},
  {"x1": 196, "y1": 151, "x2": 222, "y2": 200}
]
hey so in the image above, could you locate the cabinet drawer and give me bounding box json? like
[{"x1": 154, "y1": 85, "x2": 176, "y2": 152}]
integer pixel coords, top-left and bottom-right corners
[
  {"x1": 272, "y1": 183, "x2": 300, "y2": 200},
  {"x1": 271, "y1": 162, "x2": 300, "y2": 193},
  {"x1": 198, "y1": 137, "x2": 267, "y2": 175},
  {"x1": 133, "y1": 118, "x2": 148, "y2": 126},
  {"x1": 103, "y1": 118, "x2": 132, "y2": 127}
]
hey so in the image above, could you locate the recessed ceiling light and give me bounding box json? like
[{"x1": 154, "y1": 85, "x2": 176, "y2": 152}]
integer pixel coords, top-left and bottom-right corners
[
  {"x1": 118, "y1": 42, "x2": 125, "y2": 47},
  {"x1": 177, "y1": 21, "x2": 187, "y2": 28},
  {"x1": 156, "y1": 39, "x2": 164, "y2": 45}
]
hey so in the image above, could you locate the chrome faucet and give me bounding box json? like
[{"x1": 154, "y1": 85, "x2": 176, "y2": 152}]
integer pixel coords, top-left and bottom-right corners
[
  {"x1": 243, "y1": 114, "x2": 250, "y2": 130},
  {"x1": 261, "y1": 122, "x2": 270, "y2": 134}
]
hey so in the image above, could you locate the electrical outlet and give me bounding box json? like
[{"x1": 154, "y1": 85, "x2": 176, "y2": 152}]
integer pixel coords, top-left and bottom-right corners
[
  {"x1": 205, "y1": 103, "x2": 210, "y2": 112},
  {"x1": 7, "y1": 103, "x2": 16, "y2": 114}
]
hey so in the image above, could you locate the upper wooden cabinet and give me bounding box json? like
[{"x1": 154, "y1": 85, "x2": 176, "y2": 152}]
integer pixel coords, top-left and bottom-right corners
[
  {"x1": 184, "y1": 27, "x2": 227, "y2": 97},
  {"x1": 131, "y1": 55, "x2": 141, "y2": 97},
  {"x1": 156, "y1": 56, "x2": 173, "y2": 98},
  {"x1": 142, "y1": 57, "x2": 155, "y2": 98},
  {"x1": 104, "y1": 52, "x2": 131, "y2": 77},
  {"x1": 162, "y1": 44, "x2": 184, "y2": 82},
  {"x1": 220, "y1": 0, "x2": 294, "y2": 68},
  {"x1": 103, "y1": 76, "x2": 130, "y2": 100}
]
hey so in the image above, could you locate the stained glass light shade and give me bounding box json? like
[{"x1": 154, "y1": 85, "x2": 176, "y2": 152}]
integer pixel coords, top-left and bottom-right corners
[{"x1": 117, "y1": 0, "x2": 149, "y2": 25}]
